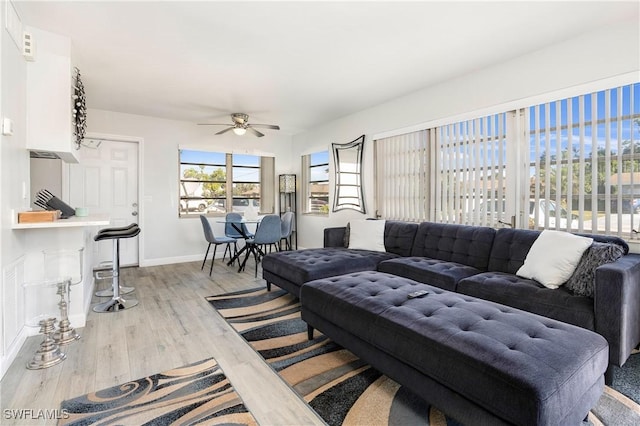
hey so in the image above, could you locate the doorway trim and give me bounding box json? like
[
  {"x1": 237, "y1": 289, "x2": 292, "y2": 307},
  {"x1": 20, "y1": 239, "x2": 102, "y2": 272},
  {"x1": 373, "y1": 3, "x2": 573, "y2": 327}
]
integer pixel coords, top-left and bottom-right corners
[{"x1": 62, "y1": 132, "x2": 145, "y2": 265}]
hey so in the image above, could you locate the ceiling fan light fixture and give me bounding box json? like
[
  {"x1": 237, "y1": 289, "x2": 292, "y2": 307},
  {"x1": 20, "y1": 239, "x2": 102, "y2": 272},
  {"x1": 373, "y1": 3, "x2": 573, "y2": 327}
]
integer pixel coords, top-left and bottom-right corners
[{"x1": 233, "y1": 127, "x2": 246, "y2": 136}]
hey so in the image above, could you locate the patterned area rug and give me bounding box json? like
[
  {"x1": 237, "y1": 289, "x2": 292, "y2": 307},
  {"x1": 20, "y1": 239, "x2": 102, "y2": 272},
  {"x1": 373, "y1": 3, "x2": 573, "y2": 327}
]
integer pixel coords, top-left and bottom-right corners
[
  {"x1": 207, "y1": 287, "x2": 640, "y2": 426},
  {"x1": 59, "y1": 358, "x2": 257, "y2": 426}
]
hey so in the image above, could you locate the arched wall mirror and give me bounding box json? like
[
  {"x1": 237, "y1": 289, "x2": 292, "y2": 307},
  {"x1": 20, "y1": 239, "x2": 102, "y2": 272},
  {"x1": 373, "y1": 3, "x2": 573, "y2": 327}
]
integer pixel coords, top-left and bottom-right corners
[{"x1": 332, "y1": 135, "x2": 366, "y2": 213}]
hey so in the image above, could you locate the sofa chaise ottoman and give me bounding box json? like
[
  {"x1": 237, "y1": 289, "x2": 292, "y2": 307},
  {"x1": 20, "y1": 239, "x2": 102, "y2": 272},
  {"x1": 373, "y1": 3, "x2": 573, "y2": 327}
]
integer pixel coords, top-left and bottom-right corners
[
  {"x1": 262, "y1": 220, "x2": 418, "y2": 297},
  {"x1": 301, "y1": 271, "x2": 609, "y2": 426}
]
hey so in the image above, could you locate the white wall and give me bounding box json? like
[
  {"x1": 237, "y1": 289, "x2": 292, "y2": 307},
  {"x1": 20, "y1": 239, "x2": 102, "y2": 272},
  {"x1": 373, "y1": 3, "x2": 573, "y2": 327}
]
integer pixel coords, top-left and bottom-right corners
[
  {"x1": 30, "y1": 158, "x2": 62, "y2": 202},
  {"x1": 85, "y1": 109, "x2": 294, "y2": 266},
  {"x1": 0, "y1": 1, "x2": 32, "y2": 377},
  {"x1": 293, "y1": 20, "x2": 640, "y2": 249}
]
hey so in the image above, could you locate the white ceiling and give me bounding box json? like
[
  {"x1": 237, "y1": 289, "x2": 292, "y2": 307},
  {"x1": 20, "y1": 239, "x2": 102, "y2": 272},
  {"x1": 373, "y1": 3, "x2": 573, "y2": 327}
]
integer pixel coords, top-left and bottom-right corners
[{"x1": 15, "y1": 1, "x2": 639, "y2": 135}]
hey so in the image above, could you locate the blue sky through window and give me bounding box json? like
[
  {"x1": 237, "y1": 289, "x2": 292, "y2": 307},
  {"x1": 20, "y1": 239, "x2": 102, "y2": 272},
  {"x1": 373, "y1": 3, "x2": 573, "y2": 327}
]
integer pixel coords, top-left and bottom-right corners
[{"x1": 529, "y1": 83, "x2": 640, "y2": 160}]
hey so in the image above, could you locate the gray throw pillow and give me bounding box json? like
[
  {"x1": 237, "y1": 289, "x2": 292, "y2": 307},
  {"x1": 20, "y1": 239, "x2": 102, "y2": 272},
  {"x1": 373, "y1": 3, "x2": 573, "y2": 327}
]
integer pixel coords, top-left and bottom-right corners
[{"x1": 565, "y1": 242, "x2": 625, "y2": 297}]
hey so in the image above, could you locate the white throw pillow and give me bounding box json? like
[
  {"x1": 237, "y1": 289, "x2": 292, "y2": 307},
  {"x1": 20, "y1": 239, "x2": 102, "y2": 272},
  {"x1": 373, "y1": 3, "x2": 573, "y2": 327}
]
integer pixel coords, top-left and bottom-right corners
[
  {"x1": 516, "y1": 230, "x2": 593, "y2": 289},
  {"x1": 347, "y1": 219, "x2": 386, "y2": 252}
]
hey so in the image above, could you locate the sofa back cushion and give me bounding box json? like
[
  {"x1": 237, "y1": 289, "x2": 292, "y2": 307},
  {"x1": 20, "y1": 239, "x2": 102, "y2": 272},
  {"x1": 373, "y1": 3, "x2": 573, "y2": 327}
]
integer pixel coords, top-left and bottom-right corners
[
  {"x1": 489, "y1": 228, "x2": 542, "y2": 274},
  {"x1": 383, "y1": 221, "x2": 419, "y2": 256},
  {"x1": 410, "y1": 222, "x2": 496, "y2": 269},
  {"x1": 488, "y1": 228, "x2": 629, "y2": 274}
]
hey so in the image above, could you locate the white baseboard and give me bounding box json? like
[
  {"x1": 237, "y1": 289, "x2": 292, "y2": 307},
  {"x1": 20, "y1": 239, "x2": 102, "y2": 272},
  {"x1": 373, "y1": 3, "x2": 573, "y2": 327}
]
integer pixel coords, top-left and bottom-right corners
[
  {"x1": 140, "y1": 254, "x2": 202, "y2": 267},
  {"x1": 0, "y1": 326, "x2": 29, "y2": 380}
]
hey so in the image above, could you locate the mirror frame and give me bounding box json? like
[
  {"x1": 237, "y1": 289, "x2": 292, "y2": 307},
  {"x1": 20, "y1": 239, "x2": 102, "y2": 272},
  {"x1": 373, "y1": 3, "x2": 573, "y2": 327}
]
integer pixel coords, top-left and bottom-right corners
[{"x1": 332, "y1": 135, "x2": 366, "y2": 213}]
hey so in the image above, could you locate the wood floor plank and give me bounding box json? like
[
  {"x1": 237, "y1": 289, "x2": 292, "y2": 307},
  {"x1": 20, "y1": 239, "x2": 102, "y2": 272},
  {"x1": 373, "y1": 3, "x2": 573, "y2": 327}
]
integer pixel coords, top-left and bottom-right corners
[{"x1": 0, "y1": 259, "x2": 322, "y2": 425}]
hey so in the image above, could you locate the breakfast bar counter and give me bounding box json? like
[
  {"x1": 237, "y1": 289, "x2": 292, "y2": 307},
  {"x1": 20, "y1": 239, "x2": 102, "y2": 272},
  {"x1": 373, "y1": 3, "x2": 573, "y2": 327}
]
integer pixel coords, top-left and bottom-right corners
[
  {"x1": 12, "y1": 214, "x2": 110, "y2": 329},
  {"x1": 12, "y1": 214, "x2": 110, "y2": 229}
]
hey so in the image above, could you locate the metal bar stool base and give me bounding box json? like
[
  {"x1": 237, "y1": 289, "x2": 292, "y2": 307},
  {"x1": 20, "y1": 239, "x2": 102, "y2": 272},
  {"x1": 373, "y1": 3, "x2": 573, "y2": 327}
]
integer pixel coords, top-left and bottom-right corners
[
  {"x1": 27, "y1": 318, "x2": 66, "y2": 370},
  {"x1": 95, "y1": 286, "x2": 134, "y2": 297},
  {"x1": 93, "y1": 297, "x2": 139, "y2": 313}
]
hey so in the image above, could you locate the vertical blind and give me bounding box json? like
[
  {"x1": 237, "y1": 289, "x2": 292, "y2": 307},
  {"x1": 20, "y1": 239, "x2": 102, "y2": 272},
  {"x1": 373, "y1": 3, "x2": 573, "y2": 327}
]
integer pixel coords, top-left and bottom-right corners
[
  {"x1": 375, "y1": 130, "x2": 428, "y2": 221},
  {"x1": 528, "y1": 84, "x2": 640, "y2": 236},
  {"x1": 435, "y1": 113, "x2": 507, "y2": 226},
  {"x1": 374, "y1": 83, "x2": 640, "y2": 237}
]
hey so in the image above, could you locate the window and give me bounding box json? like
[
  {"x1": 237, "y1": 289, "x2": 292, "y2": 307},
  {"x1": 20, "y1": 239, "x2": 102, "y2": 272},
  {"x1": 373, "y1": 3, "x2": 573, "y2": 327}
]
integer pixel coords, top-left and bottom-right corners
[
  {"x1": 375, "y1": 130, "x2": 429, "y2": 221},
  {"x1": 374, "y1": 82, "x2": 640, "y2": 239},
  {"x1": 179, "y1": 150, "x2": 274, "y2": 217},
  {"x1": 527, "y1": 84, "x2": 640, "y2": 235},
  {"x1": 302, "y1": 151, "x2": 329, "y2": 214},
  {"x1": 434, "y1": 114, "x2": 508, "y2": 227}
]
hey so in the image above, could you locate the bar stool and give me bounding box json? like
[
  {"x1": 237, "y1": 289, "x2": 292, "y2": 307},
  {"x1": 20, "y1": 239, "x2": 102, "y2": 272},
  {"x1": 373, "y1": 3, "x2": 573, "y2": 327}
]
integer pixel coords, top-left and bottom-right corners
[
  {"x1": 93, "y1": 226, "x2": 140, "y2": 313},
  {"x1": 95, "y1": 223, "x2": 138, "y2": 297}
]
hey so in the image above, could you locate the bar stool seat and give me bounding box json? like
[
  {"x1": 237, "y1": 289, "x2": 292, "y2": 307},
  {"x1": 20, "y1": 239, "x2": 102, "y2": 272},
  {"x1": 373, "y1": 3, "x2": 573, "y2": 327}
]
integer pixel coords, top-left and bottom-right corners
[
  {"x1": 95, "y1": 223, "x2": 138, "y2": 296},
  {"x1": 97, "y1": 223, "x2": 139, "y2": 234},
  {"x1": 93, "y1": 226, "x2": 140, "y2": 313}
]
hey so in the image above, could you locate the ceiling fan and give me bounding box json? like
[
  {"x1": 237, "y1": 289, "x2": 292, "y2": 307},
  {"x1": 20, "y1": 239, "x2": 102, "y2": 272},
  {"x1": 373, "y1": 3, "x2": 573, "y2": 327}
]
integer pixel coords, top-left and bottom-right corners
[{"x1": 198, "y1": 113, "x2": 280, "y2": 137}]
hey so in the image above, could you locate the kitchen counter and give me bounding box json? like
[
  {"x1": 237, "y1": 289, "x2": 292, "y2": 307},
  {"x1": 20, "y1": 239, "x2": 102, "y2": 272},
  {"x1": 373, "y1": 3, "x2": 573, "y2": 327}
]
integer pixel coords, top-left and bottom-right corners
[
  {"x1": 12, "y1": 214, "x2": 110, "y2": 229},
  {"x1": 14, "y1": 214, "x2": 111, "y2": 330}
]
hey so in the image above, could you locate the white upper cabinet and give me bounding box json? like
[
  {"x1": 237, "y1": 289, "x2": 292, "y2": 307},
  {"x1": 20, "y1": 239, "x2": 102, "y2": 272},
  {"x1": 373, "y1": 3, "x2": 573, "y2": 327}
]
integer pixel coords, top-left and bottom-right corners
[{"x1": 26, "y1": 27, "x2": 80, "y2": 163}]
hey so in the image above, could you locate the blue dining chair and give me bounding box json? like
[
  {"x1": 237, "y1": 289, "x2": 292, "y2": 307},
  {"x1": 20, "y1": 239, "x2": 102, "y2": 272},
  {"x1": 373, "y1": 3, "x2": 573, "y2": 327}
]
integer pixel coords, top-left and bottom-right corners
[
  {"x1": 280, "y1": 211, "x2": 295, "y2": 250},
  {"x1": 224, "y1": 212, "x2": 255, "y2": 239},
  {"x1": 200, "y1": 215, "x2": 237, "y2": 275},
  {"x1": 239, "y1": 214, "x2": 282, "y2": 277}
]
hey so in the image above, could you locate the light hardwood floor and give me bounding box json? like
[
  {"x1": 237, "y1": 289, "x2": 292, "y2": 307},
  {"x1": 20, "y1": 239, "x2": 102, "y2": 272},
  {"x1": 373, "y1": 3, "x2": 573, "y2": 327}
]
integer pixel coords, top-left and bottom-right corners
[{"x1": 0, "y1": 259, "x2": 324, "y2": 425}]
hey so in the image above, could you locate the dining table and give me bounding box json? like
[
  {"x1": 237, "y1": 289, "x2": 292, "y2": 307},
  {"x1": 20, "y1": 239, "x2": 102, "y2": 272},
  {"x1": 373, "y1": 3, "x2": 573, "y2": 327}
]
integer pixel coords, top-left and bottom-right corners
[{"x1": 217, "y1": 218, "x2": 261, "y2": 272}]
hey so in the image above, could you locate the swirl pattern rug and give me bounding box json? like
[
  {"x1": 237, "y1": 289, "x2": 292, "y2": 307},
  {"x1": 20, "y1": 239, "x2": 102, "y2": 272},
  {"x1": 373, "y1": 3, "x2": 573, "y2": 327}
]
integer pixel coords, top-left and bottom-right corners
[
  {"x1": 59, "y1": 358, "x2": 257, "y2": 426},
  {"x1": 207, "y1": 287, "x2": 640, "y2": 426}
]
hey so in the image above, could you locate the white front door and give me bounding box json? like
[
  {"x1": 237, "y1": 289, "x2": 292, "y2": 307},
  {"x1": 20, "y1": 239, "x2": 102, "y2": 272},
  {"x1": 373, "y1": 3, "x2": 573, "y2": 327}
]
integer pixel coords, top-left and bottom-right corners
[{"x1": 67, "y1": 139, "x2": 139, "y2": 266}]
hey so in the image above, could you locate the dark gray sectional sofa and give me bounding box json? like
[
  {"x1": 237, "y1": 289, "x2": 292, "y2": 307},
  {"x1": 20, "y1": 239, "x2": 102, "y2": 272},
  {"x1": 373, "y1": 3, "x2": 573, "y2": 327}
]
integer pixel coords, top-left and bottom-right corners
[
  {"x1": 262, "y1": 220, "x2": 640, "y2": 372},
  {"x1": 301, "y1": 271, "x2": 608, "y2": 426}
]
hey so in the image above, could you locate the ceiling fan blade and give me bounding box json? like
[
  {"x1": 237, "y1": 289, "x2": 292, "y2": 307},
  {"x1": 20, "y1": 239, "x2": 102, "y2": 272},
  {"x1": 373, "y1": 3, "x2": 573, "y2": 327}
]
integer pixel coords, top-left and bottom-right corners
[
  {"x1": 197, "y1": 123, "x2": 230, "y2": 126},
  {"x1": 215, "y1": 127, "x2": 235, "y2": 135},
  {"x1": 247, "y1": 127, "x2": 265, "y2": 137},
  {"x1": 250, "y1": 124, "x2": 280, "y2": 130}
]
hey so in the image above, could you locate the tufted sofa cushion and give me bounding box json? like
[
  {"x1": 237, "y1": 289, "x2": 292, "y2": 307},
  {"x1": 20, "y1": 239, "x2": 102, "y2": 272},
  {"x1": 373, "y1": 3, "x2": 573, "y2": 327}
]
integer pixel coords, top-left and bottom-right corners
[
  {"x1": 379, "y1": 220, "x2": 419, "y2": 256},
  {"x1": 457, "y1": 271, "x2": 595, "y2": 330},
  {"x1": 410, "y1": 222, "x2": 495, "y2": 269},
  {"x1": 377, "y1": 257, "x2": 481, "y2": 291},
  {"x1": 488, "y1": 228, "x2": 630, "y2": 274},
  {"x1": 301, "y1": 271, "x2": 608, "y2": 426},
  {"x1": 261, "y1": 247, "x2": 399, "y2": 285}
]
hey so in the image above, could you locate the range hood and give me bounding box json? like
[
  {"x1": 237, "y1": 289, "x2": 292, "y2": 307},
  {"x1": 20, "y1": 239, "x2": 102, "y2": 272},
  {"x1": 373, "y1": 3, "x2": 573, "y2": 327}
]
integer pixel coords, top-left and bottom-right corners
[
  {"x1": 28, "y1": 148, "x2": 78, "y2": 162},
  {"x1": 30, "y1": 150, "x2": 60, "y2": 160}
]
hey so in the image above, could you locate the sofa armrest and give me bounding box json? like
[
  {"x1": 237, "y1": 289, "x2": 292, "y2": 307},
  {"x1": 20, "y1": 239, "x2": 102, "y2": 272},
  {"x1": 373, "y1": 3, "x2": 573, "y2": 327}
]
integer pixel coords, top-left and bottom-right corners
[
  {"x1": 595, "y1": 253, "x2": 640, "y2": 366},
  {"x1": 324, "y1": 227, "x2": 346, "y2": 248}
]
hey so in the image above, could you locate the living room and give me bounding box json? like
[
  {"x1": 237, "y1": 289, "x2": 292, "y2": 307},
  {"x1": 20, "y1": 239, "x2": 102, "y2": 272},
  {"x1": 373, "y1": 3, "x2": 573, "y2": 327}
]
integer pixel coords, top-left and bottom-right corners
[{"x1": 1, "y1": 1, "x2": 639, "y2": 425}]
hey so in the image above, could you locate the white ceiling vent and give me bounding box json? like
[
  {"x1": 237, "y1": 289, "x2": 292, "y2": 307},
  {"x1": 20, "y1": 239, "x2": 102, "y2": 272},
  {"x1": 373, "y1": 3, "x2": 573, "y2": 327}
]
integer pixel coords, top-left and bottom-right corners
[{"x1": 23, "y1": 32, "x2": 35, "y2": 61}]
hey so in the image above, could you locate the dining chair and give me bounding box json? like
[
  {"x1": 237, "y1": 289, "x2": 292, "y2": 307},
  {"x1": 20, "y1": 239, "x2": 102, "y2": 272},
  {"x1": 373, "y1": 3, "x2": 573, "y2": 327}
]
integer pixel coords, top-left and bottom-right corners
[
  {"x1": 280, "y1": 211, "x2": 295, "y2": 250},
  {"x1": 224, "y1": 212, "x2": 255, "y2": 239},
  {"x1": 239, "y1": 214, "x2": 282, "y2": 277},
  {"x1": 200, "y1": 215, "x2": 237, "y2": 275}
]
